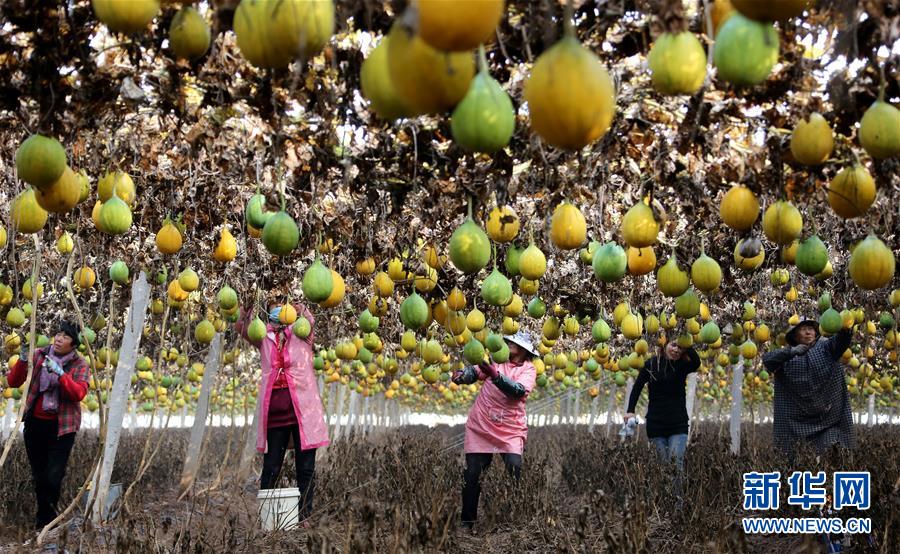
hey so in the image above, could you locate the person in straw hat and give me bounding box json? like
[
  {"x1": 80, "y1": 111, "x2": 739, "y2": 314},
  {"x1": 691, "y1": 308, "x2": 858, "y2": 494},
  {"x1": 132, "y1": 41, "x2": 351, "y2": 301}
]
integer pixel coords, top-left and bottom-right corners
[
  {"x1": 451, "y1": 331, "x2": 538, "y2": 531},
  {"x1": 761, "y1": 317, "x2": 853, "y2": 459}
]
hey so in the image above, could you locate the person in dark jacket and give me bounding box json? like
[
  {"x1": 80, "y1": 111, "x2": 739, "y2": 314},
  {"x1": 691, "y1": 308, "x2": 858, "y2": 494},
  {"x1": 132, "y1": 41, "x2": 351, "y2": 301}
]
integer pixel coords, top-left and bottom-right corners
[
  {"x1": 5, "y1": 321, "x2": 90, "y2": 529},
  {"x1": 761, "y1": 319, "x2": 853, "y2": 459},
  {"x1": 624, "y1": 341, "x2": 700, "y2": 474}
]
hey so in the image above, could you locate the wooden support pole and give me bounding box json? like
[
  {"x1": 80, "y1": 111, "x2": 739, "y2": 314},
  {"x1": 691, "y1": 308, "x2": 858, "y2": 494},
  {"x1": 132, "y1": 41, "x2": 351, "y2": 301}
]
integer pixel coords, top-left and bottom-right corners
[
  {"x1": 334, "y1": 385, "x2": 346, "y2": 440},
  {"x1": 347, "y1": 392, "x2": 358, "y2": 436},
  {"x1": 729, "y1": 361, "x2": 743, "y2": 456},
  {"x1": 588, "y1": 393, "x2": 600, "y2": 434},
  {"x1": 89, "y1": 271, "x2": 151, "y2": 522},
  {"x1": 685, "y1": 373, "x2": 698, "y2": 444},
  {"x1": 573, "y1": 389, "x2": 581, "y2": 425},
  {"x1": 2, "y1": 399, "x2": 14, "y2": 440},
  {"x1": 867, "y1": 394, "x2": 876, "y2": 427},
  {"x1": 179, "y1": 333, "x2": 223, "y2": 495},
  {"x1": 605, "y1": 384, "x2": 618, "y2": 437},
  {"x1": 362, "y1": 395, "x2": 370, "y2": 435},
  {"x1": 236, "y1": 395, "x2": 261, "y2": 484}
]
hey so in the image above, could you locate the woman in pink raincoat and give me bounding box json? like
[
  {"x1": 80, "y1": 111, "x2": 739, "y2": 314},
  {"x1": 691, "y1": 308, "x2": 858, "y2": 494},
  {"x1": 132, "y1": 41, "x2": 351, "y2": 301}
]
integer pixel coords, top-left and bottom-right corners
[
  {"x1": 236, "y1": 300, "x2": 330, "y2": 521},
  {"x1": 451, "y1": 331, "x2": 538, "y2": 530}
]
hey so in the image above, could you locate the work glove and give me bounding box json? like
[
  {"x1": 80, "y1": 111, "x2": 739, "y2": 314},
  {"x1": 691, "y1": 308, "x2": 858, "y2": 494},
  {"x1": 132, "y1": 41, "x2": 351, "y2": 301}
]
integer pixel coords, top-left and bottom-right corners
[
  {"x1": 479, "y1": 361, "x2": 498, "y2": 379},
  {"x1": 790, "y1": 344, "x2": 810, "y2": 356},
  {"x1": 44, "y1": 357, "x2": 65, "y2": 376}
]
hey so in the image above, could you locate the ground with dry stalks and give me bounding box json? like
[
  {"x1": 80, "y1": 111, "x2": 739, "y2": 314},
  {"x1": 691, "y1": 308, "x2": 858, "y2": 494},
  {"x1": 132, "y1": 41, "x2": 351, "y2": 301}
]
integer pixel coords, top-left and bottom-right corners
[{"x1": 0, "y1": 423, "x2": 897, "y2": 552}]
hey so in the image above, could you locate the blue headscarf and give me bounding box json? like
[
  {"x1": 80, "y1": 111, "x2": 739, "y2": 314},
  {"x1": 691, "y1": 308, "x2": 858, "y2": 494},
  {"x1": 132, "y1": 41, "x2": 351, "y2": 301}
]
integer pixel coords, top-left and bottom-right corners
[{"x1": 268, "y1": 306, "x2": 282, "y2": 324}]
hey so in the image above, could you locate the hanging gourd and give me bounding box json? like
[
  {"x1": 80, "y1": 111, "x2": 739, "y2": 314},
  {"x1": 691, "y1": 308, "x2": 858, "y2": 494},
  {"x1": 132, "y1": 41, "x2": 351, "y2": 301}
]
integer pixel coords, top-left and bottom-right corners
[
  {"x1": 859, "y1": 82, "x2": 900, "y2": 160},
  {"x1": 414, "y1": 0, "x2": 505, "y2": 52},
  {"x1": 647, "y1": 32, "x2": 707, "y2": 95},
  {"x1": 713, "y1": 14, "x2": 778, "y2": 86},
  {"x1": 386, "y1": 21, "x2": 474, "y2": 116},
  {"x1": 523, "y1": 3, "x2": 615, "y2": 150},
  {"x1": 449, "y1": 202, "x2": 491, "y2": 274},
  {"x1": 361, "y1": 35, "x2": 415, "y2": 121},
  {"x1": 451, "y1": 45, "x2": 515, "y2": 153}
]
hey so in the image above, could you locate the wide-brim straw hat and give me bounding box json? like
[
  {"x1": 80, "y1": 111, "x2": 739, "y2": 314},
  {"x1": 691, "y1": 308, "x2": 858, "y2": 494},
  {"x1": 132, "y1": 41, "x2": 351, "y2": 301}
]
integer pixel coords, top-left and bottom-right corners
[
  {"x1": 503, "y1": 331, "x2": 539, "y2": 356},
  {"x1": 785, "y1": 319, "x2": 820, "y2": 346}
]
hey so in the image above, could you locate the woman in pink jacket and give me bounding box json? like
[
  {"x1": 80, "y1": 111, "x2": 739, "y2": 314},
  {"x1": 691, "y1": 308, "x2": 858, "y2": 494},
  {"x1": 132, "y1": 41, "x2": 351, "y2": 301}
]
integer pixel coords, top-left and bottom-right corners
[
  {"x1": 451, "y1": 331, "x2": 538, "y2": 530},
  {"x1": 236, "y1": 300, "x2": 330, "y2": 521}
]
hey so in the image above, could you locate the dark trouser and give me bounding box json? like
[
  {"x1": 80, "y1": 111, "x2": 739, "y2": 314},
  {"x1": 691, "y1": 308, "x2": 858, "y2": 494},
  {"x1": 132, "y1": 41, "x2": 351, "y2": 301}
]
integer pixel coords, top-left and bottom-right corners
[
  {"x1": 461, "y1": 453, "x2": 522, "y2": 525},
  {"x1": 650, "y1": 434, "x2": 688, "y2": 502},
  {"x1": 23, "y1": 416, "x2": 76, "y2": 529},
  {"x1": 260, "y1": 425, "x2": 317, "y2": 520}
]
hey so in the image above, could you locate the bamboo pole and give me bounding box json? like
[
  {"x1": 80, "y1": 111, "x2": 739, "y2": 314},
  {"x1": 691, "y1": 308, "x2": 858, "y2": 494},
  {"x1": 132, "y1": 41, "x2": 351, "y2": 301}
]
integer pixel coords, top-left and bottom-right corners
[{"x1": 0, "y1": 235, "x2": 41, "y2": 469}]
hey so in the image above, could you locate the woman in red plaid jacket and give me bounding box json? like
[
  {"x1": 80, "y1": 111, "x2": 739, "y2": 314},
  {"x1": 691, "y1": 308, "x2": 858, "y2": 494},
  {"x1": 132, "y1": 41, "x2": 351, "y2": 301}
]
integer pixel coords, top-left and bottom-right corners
[{"x1": 6, "y1": 321, "x2": 90, "y2": 529}]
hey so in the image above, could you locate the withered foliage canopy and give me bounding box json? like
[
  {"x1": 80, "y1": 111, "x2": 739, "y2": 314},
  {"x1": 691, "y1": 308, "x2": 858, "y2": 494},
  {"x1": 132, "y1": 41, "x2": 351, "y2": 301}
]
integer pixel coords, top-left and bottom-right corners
[{"x1": 0, "y1": 0, "x2": 898, "y2": 346}]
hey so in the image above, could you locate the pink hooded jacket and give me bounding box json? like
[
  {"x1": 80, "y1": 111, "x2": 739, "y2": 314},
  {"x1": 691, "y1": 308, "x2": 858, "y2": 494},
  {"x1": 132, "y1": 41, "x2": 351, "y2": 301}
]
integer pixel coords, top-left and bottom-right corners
[
  {"x1": 237, "y1": 304, "x2": 330, "y2": 453},
  {"x1": 464, "y1": 361, "x2": 536, "y2": 455}
]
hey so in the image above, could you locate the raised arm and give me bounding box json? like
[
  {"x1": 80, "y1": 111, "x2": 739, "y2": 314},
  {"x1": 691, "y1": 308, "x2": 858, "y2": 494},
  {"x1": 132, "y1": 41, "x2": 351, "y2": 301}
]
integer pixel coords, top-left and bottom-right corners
[
  {"x1": 59, "y1": 360, "x2": 90, "y2": 402},
  {"x1": 762, "y1": 345, "x2": 804, "y2": 374},
  {"x1": 452, "y1": 366, "x2": 480, "y2": 385},
  {"x1": 681, "y1": 347, "x2": 700, "y2": 373},
  {"x1": 492, "y1": 362, "x2": 536, "y2": 399},
  {"x1": 6, "y1": 347, "x2": 38, "y2": 388},
  {"x1": 234, "y1": 303, "x2": 255, "y2": 344},
  {"x1": 625, "y1": 364, "x2": 650, "y2": 416},
  {"x1": 826, "y1": 328, "x2": 852, "y2": 361}
]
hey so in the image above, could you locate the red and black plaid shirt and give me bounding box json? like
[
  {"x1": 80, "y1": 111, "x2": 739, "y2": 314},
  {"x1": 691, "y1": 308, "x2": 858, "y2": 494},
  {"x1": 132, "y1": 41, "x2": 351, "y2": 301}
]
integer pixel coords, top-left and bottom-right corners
[{"x1": 7, "y1": 347, "x2": 91, "y2": 437}]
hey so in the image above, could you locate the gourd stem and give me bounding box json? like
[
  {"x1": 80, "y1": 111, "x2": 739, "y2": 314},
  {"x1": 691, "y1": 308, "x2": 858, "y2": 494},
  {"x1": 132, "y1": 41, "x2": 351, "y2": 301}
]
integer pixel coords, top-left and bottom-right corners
[
  {"x1": 563, "y1": 0, "x2": 575, "y2": 38},
  {"x1": 877, "y1": 65, "x2": 886, "y2": 101},
  {"x1": 467, "y1": 197, "x2": 473, "y2": 220},
  {"x1": 477, "y1": 44, "x2": 489, "y2": 75}
]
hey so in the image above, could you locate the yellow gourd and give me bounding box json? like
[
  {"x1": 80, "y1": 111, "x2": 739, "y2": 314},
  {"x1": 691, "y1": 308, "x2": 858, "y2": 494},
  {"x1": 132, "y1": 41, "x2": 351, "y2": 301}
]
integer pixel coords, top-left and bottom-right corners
[
  {"x1": 549, "y1": 202, "x2": 586, "y2": 250},
  {"x1": 213, "y1": 227, "x2": 237, "y2": 262},
  {"x1": 523, "y1": 14, "x2": 615, "y2": 150},
  {"x1": 621, "y1": 201, "x2": 659, "y2": 248},
  {"x1": 485, "y1": 206, "x2": 520, "y2": 243},
  {"x1": 415, "y1": 0, "x2": 505, "y2": 52},
  {"x1": 719, "y1": 185, "x2": 759, "y2": 231},
  {"x1": 155, "y1": 220, "x2": 183, "y2": 254},
  {"x1": 386, "y1": 22, "x2": 474, "y2": 115},
  {"x1": 827, "y1": 164, "x2": 876, "y2": 219},
  {"x1": 790, "y1": 112, "x2": 833, "y2": 165},
  {"x1": 762, "y1": 200, "x2": 802, "y2": 245}
]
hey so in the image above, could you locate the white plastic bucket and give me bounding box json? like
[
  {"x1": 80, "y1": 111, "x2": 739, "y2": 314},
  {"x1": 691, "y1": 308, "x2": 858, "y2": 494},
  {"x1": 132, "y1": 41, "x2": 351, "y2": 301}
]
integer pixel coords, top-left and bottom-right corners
[{"x1": 257, "y1": 487, "x2": 301, "y2": 531}]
